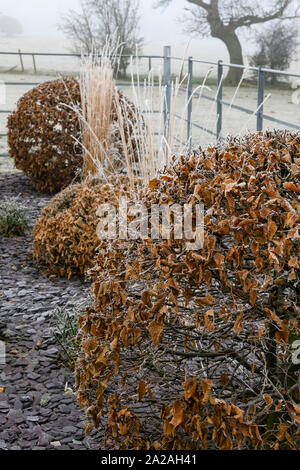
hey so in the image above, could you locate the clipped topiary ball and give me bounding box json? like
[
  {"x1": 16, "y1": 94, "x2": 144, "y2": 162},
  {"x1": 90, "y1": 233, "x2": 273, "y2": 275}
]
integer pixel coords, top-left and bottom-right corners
[
  {"x1": 32, "y1": 176, "x2": 131, "y2": 278},
  {"x1": 8, "y1": 78, "x2": 142, "y2": 194},
  {"x1": 8, "y1": 78, "x2": 82, "y2": 193}
]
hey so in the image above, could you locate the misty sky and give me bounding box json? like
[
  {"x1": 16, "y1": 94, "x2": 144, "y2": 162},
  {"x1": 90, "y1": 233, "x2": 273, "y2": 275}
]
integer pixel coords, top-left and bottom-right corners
[
  {"x1": 2, "y1": 0, "x2": 296, "y2": 62},
  {"x1": 0, "y1": 0, "x2": 246, "y2": 61},
  {"x1": 0, "y1": 0, "x2": 188, "y2": 43}
]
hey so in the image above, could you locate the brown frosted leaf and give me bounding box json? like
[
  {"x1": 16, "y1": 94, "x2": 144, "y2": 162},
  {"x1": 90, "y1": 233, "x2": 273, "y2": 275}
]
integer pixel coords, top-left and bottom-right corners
[
  {"x1": 147, "y1": 318, "x2": 163, "y2": 347},
  {"x1": 195, "y1": 292, "x2": 214, "y2": 306},
  {"x1": 163, "y1": 419, "x2": 173, "y2": 436},
  {"x1": 284, "y1": 211, "x2": 299, "y2": 229},
  {"x1": 148, "y1": 179, "x2": 159, "y2": 190},
  {"x1": 82, "y1": 338, "x2": 99, "y2": 354},
  {"x1": 214, "y1": 253, "x2": 225, "y2": 269},
  {"x1": 283, "y1": 182, "x2": 300, "y2": 194},
  {"x1": 264, "y1": 308, "x2": 282, "y2": 327},
  {"x1": 137, "y1": 381, "x2": 147, "y2": 401},
  {"x1": 203, "y1": 310, "x2": 215, "y2": 331},
  {"x1": 201, "y1": 379, "x2": 212, "y2": 404},
  {"x1": 264, "y1": 219, "x2": 277, "y2": 241},
  {"x1": 231, "y1": 404, "x2": 244, "y2": 422},
  {"x1": 288, "y1": 257, "x2": 299, "y2": 269},
  {"x1": 288, "y1": 268, "x2": 297, "y2": 280},
  {"x1": 264, "y1": 394, "x2": 273, "y2": 410},
  {"x1": 249, "y1": 289, "x2": 257, "y2": 306},
  {"x1": 96, "y1": 345, "x2": 109, "y2": 365},
  {"x1": 141, "y1": 290, "x2": 152, "y2": 307},
  {"x1": 170, "y1": 400, "x2": 183, "y2": 428},
  {"x1": 110, "y1": 337, "x2": 118, "y2": 351},
  {"x1": 182, "y1": 378, "x2": 198, "y2": 400},
  {"x1": 220, "y1": 374, "x2": 229, "y2": 386},
  {"x1": 167, "y1": 277, "x2": 180, "y2": 292},
  {"x1": 233, "y1": 313, "x2": 243, "y2": 334},
  {"x1": 275, "y1": 330, "x2": 289, "y2": 343}
]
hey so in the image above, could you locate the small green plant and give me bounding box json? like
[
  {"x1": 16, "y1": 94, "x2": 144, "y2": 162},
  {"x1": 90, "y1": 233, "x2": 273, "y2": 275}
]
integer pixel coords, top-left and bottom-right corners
[
  {"x1": 0, "y1": 196, "x2": 29, "y2": 236},
  {"x1": 51, "y1": 301, "x2": 88, "y2": 368}
]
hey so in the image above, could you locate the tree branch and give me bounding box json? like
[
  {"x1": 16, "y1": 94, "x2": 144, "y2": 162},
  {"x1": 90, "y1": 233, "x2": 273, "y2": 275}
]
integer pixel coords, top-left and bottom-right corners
[
  {"x1": 228, "y1": 0, "x2": 297, "y2": 29},
  {"x1": 186, "y1": 0, "x2": 212, "y2": 10}
]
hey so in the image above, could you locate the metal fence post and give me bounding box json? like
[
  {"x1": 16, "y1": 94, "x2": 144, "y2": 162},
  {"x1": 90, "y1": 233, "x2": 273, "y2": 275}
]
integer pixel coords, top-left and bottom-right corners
[
  {"x1": 163, "y1": 46, "x2": 171, "y2": 142},
  {"x1": 18, "y1": 49, "x2": 24, "y2": 73},
  {"x1": 216, "y1": 60, "x2": 223, "y2": 141},
  {"x1": 187, "y1": 56, "x2": 193, "y2": 146},
  {"x1": 257, "y1": 67, "x2": 265, "y2": 132},
  {"x1": 32, "y1": 54, "x2": 37, "y2": 74}
]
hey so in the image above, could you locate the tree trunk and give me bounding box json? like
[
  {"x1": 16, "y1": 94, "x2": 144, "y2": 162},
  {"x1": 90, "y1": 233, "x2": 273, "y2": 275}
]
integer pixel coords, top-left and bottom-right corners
[
  {"x1": 220, "y1": 30, "x2": 244, "y2": 86},
  {"x1": 204, "y1": 2, "x2": 245, "y2": 86}
]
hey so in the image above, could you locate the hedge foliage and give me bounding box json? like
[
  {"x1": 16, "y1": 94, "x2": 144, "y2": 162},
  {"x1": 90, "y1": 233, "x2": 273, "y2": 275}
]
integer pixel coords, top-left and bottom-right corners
[
  {"x1": 75, "y1": 130, "x2": 300, "y2": 450},
  {"x1": 33, "y1": 176, "x2": 131, "y2": 278}
]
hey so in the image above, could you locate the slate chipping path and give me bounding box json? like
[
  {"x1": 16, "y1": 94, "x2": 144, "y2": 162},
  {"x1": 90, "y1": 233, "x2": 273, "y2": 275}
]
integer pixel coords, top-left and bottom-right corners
[{"x1": 0, "y1": 174, "x2": 102, "y2": 450}]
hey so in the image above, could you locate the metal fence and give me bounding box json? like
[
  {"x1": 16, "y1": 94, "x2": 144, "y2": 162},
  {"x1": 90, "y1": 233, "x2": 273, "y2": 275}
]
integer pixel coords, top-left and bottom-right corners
[{"x1": 1, "y1": 46, "x2": 300, "y2": 160}]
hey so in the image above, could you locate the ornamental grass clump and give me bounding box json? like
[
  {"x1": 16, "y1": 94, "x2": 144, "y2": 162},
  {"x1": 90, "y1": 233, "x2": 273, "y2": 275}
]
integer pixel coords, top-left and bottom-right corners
[
  {"x1": 78, "y1": 53, "x2": 143, "y2": 180},
  {"x1": 75, "y1": 130, "x2": 299, "y2": 450},
  {"x1": 32, "y1": 48, "x2": 146, "y2": 278},
  {"x1": 51, "y1": 301, "x2": 89, "y2": 369},
  {"x1": 0, "y1": 196, "x2": 29, "y2": 236}
]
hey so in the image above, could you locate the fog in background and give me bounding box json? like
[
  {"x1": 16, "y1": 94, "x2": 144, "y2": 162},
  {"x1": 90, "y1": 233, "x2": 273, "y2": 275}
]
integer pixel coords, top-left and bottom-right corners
[
  {"x1": 0, "y1": 0, "x2": 299, "y2": 72},
  {"x1": 0, "y1": 0, "x2": 246, "y2": 62}
]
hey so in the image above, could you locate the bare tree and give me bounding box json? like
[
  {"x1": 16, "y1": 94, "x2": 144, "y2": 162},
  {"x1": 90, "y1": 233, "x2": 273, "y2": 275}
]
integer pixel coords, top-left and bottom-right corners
[
  {"x1": 250, "y1": 22, "x2": 298, "y2": 85},
  {"x1": 156, "y1": 0, "x2": 300, "y2": 85},
  {"x1": 59, "y1": 0, "x2": 143, "y2": 77}
]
